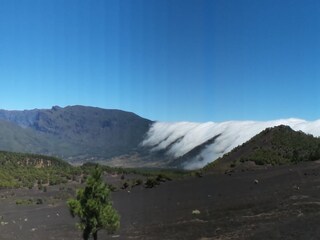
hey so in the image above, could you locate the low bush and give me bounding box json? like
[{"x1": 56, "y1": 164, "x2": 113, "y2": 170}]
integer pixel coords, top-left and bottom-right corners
[{"x1": 145, "y1": 178, "x2": 160, "y2": 188}]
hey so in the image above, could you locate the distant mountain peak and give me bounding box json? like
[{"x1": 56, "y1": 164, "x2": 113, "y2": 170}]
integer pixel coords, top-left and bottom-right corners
[{"x1": 51, "y1": 105, "x2": 62, "y2": 111}]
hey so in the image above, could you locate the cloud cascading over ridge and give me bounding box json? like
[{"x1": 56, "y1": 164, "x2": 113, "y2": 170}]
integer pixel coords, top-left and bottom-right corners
[{"x1": 141, "y1": 119, "x2": 320, "y2": 169}]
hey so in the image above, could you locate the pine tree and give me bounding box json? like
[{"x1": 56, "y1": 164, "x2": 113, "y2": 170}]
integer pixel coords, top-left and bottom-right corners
[{"x1": 68, "y1": 167, "x2": 120, "y2": 240}]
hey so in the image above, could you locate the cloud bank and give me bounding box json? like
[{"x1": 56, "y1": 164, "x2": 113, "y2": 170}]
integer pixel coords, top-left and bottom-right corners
[{"x1": 141, "y1": 119, "x2": 320, "y2": 169}]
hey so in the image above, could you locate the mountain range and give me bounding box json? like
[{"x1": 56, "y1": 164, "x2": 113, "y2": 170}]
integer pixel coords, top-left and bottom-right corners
[
  {"x1": 0, "y1": 105, "x2": 320, "y2": 169},
  {"x1": 0, "y1": 106, "x2": 151, "y2": 164}
]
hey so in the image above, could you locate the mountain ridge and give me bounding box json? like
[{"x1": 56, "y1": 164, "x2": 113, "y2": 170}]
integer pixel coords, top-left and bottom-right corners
[
  {"x1": 0, "y1": 106, "x2": 152, "y2": 163},
  {"x1": 1, "y1": 106, "x2": 320, "y2": 169}
]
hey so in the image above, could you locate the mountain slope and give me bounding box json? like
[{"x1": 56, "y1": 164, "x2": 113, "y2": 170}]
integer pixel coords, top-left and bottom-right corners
[
  {"x1": 204, "y1": 125, "x2": 320, "y2": 172},
  {"x1": 0, "y1": 120, "x2": 52, "y2": 153},
  {"x1": 0, "y1": 106, "x2": 152, "y2": 163}
]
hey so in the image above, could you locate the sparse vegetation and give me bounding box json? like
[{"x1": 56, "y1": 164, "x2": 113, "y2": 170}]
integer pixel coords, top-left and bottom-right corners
[
  {"x1": 15, "y1": 198, "x2": 43, "y2": 205},
  {"x1": 15, "y1": 199, "x2": 33, "y2": 205},
  {"x1": 0, "y1": 150, "x2": 191, "y2": 193}
]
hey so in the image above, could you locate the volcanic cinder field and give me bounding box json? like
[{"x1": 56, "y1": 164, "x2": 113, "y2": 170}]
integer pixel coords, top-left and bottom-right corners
[{"x1": 1, "y1": 161, "x2": 320, "y2": 240}]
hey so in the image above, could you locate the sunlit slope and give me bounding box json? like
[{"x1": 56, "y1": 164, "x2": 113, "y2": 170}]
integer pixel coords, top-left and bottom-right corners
[{"x1": 0, "y1": 150, "x2": 75, "y2": 188}]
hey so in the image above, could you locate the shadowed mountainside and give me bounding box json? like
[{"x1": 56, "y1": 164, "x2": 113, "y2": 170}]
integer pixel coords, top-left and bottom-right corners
[{"x1": 0, "y1": 106, "x2": 152, "y2": 163}]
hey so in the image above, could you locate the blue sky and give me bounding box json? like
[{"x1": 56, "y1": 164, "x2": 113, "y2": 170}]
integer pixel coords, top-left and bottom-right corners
[{"x1": 0, "y1": 0, "x2": 319, "y2": 122}]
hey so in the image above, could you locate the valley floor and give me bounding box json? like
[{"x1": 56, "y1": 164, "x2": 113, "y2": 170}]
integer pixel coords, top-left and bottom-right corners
[{"x1": 1, "y1": 162, "x2": 320, "y2": 239}]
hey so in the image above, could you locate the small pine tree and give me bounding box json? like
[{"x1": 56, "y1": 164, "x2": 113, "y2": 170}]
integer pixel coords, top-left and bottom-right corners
[{"x1": 67, "y1": 167, "x2": 120, "y2": 240}]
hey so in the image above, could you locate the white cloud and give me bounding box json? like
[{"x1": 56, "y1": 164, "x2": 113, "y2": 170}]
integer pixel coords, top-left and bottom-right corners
[{"x1": 142, "y1": 118, "x2": 320, "y2": 169}]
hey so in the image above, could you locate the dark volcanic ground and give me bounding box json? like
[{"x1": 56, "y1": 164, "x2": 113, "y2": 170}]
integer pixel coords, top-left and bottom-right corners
[{"x1": 1, "y1": 162, "x2": 320, "y2": 239}]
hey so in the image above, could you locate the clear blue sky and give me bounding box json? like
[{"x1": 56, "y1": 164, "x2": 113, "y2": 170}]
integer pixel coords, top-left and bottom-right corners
[{"x1": 0, "y1": 0, "x2": 319, "y2": 122}]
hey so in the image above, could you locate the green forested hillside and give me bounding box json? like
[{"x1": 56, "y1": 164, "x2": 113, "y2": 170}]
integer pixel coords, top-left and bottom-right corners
[
  {"x1": 0, "y1": 151, "x2": 80, "y2": 188},
  {"x1": 205, "y1": 125, "x2": 320, "y2": 171}
]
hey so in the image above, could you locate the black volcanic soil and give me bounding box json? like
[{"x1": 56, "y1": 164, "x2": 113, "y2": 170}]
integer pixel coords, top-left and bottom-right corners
[{"x1": 1, "y1": 162, "x2": 320, "y2": 239}]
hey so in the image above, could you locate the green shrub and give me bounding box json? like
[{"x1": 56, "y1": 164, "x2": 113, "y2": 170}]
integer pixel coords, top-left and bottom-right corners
[
  {"x1": 145, "y1": 178, "x2": 159, "y2": 188},
  {"x1": 16, "y1": 199, "x2": 33, "y2": 205},
  {"x1": 134, "y1": 179, "x2": 143, "y2": 186}
]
